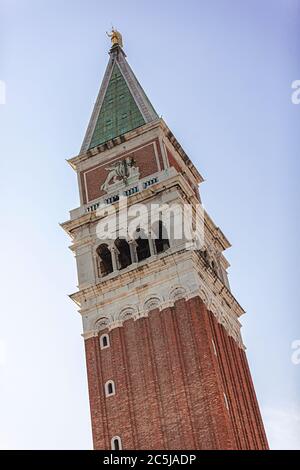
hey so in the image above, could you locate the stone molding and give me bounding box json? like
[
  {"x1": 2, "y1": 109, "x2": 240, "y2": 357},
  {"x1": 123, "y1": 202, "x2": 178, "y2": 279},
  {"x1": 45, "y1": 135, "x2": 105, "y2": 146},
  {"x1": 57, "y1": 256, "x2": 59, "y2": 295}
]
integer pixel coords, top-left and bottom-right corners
[{"x1": 80, "y1": 250, "x2": 245, "y2": 349}]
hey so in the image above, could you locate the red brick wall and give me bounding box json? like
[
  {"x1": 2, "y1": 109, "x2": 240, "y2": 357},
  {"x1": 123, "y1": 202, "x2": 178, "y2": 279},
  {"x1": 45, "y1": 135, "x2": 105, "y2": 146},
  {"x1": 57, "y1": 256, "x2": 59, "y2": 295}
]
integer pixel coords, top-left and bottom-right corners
[
  {"x1": 80, "y1": 139, "x2": 164, "y2": 203},
  {"x1": 84, "y1": 297, "x2": 268, "y2": 450},
  {"x1": 166, "y1": 149, "x2": 200, "y2": 201}
]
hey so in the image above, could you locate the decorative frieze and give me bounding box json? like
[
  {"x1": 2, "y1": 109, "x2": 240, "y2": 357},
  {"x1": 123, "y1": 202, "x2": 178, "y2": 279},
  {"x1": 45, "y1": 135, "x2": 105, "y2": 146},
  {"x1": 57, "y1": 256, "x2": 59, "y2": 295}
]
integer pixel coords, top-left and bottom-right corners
[{"x1": 79, "y1": 249, "x2": 245, "y2": 349}]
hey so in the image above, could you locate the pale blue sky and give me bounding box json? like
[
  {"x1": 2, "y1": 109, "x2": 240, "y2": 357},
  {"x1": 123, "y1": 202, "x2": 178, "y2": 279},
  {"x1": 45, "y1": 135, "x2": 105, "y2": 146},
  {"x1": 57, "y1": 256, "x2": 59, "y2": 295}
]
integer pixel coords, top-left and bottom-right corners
[{"x1": 0, "y1": 0, "x2": 299, "y2": 449}]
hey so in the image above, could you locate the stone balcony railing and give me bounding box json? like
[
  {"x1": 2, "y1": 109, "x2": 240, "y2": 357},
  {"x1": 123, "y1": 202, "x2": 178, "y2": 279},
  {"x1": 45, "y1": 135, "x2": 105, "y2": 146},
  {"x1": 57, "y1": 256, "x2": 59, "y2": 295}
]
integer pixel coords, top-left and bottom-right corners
[{"x1": 69, "y1": 167, "x2": 177, "y2": 221}]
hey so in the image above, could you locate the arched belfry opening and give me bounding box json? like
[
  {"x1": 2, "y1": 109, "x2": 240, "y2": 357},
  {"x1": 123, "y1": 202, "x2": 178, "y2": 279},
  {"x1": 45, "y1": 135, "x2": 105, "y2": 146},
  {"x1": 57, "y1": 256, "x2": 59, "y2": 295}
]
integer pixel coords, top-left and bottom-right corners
[
  {"x1": 152, "y1": 220, "x2": 170, "y2": 254},
  {"x1": 115, "y1": 238, "x2": 132, "y2": 270},
  {"x1": 96, "y1": 244, "x2": 113, "y2": 277},
  {"x1": 135, "y1": 228, "x2": 151, "y2": 262}
]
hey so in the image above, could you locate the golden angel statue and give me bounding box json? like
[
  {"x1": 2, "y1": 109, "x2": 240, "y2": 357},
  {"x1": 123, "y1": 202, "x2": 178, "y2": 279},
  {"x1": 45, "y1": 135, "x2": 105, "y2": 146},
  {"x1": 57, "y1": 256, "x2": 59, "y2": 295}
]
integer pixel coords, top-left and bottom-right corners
[{"x1": 106, "y1": 28, "x2": 123, "y2": 48}]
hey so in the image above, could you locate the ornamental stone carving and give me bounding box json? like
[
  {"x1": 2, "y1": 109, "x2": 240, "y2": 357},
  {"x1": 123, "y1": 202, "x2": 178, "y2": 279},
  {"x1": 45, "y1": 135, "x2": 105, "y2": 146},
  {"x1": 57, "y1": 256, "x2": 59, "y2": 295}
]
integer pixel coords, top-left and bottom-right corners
[{"x1": 101, "y1": 157, "x2": 139, "y2": 193}]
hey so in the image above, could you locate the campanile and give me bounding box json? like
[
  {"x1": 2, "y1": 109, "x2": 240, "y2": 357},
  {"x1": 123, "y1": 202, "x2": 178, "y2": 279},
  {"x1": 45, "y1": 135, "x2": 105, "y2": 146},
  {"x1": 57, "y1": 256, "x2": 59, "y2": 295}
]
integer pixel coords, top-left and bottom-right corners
[{"x1": 62, "y1": 31, "x2": 268, "y2": 450}]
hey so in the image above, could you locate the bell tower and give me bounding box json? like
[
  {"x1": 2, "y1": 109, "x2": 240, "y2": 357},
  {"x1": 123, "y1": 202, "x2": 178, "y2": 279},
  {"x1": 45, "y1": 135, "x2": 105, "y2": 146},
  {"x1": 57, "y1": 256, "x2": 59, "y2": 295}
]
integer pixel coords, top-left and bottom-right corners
[{"x1": 62, "y1": 33, "x2": 268, "y2": 450}]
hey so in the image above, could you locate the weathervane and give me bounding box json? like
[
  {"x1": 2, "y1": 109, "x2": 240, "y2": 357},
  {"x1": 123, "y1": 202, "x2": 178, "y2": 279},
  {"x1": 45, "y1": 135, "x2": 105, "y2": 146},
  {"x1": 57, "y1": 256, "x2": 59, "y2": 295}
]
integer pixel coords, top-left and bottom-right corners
[{"x1": 106, "y1": 28, "x2": 123, "y2": 48}]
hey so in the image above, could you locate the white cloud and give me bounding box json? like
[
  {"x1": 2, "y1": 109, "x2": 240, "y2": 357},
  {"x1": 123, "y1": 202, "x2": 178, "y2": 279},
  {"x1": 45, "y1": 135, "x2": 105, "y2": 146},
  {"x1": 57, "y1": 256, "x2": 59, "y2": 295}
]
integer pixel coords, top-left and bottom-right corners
[{"x1": 263, "y1": 405, "x2": 300, "y2": 450}]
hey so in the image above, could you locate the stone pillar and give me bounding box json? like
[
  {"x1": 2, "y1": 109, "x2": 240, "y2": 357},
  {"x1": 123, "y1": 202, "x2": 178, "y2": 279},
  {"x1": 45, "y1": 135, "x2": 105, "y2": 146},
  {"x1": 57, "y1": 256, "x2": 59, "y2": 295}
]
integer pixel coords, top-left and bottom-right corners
[
  {"x1": 148, "y1": 232, "x2": 156, "y2": 256},
  {"x1": 110, "y1": 246, "x2": 119, "y2": 272},
  {"x1": 128, "y1": 239, "x2": 138, "y2": 263}
]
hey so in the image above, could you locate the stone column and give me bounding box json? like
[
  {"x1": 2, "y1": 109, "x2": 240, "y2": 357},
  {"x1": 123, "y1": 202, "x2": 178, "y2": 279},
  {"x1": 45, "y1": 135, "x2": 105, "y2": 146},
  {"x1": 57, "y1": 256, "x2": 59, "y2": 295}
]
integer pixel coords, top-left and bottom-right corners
[
  {"x1": 110, "y1": 246, "x2": 119, "y2": 272},
  {"x1": 148, "y1": 232, "x2": 156, "y2": 256},
  {"x1": 128, "y1": 239, "x2": 138, "y2": 263}
]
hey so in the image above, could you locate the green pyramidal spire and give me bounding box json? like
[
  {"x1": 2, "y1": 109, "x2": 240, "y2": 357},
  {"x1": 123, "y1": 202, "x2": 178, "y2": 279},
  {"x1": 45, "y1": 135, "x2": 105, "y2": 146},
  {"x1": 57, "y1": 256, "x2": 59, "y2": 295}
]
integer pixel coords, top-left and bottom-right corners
[
  {"x1": 81, "y1": 41, "x2": 158, "y2": 153},
  {"x1": 89, "y1": 63, "x2": 145, "y2": 149}
]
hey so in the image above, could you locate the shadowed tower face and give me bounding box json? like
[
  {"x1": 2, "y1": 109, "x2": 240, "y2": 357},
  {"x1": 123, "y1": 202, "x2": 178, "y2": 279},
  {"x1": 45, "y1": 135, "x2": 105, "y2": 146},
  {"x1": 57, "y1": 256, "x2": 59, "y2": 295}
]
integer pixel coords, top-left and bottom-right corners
[{"x1": 62, "y1": 33, "x2": 269, "y2": 450}]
